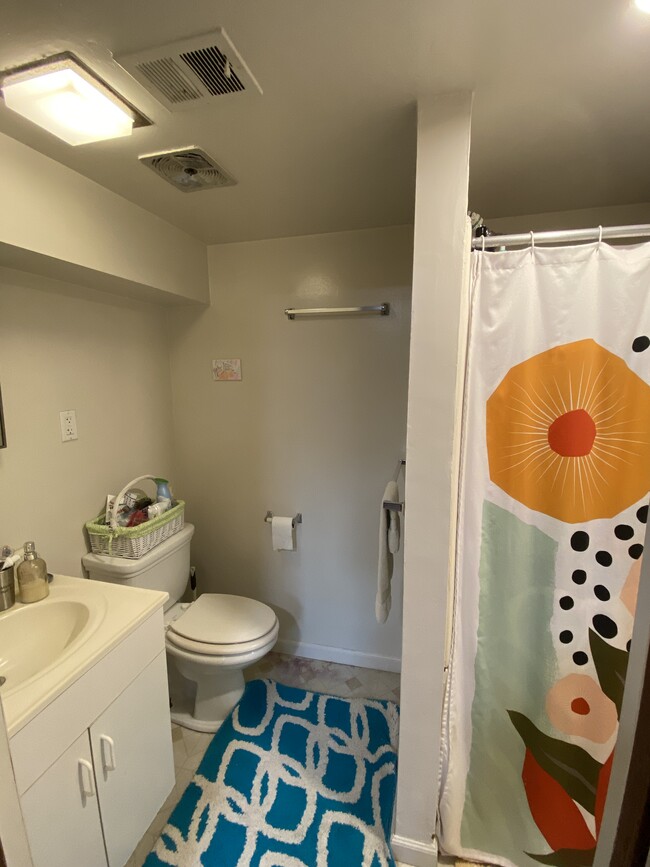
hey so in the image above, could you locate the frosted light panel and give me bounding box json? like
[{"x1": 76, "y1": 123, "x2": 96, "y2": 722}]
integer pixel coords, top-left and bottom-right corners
[{"x1": 3, "y1": 67, "x2": 133, "y2": 145}]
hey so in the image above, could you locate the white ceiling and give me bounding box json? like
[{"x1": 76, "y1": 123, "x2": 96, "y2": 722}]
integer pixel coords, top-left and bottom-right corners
[{"x1": 1, "y1": 0, "x2": 649, "y2": 244}]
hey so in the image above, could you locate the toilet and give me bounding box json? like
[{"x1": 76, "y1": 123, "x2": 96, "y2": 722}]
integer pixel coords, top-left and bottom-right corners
[{"x1": 82, "y1": 524, "x2": 278, "y2": 732}]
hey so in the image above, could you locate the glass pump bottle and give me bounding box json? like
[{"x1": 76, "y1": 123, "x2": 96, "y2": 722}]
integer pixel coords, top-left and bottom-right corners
[{"x1": 17, "y1": 541, "x2": 49, "y2": 603}]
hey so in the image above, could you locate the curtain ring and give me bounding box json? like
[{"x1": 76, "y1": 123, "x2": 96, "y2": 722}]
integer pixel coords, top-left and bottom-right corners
[
  {"x1": 481, "y1": 235, "x2": 486, "y2": 252},
  {"x1": 530, "y1": 231, "x2": 535, "y2": 259},
  {"x1": 598, "y1": 225, "x2": 603, "y2": 245}
]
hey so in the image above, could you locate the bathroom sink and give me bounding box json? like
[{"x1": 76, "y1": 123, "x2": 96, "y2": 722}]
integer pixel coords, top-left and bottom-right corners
[
  {"x1": 0, "y1": 600, "x2": 93, "y2": 695},
  {"x1": 0, "y1": 575, "x2": 167, "y2": 737}
]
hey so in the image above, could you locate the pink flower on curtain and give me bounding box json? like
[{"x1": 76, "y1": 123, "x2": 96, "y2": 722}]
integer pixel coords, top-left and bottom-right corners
[{"x1": 545, "y1": 675, "x2": 618, "y2": 744}]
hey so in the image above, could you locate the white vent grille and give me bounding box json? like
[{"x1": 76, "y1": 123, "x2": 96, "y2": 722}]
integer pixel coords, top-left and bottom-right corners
[
  {"x1": 117, "y1": 28, "x2": 261, "y2": 111},
  {"x1": 136, "y1": 57, "x2": 202, "y2": 104},
  {"x1": 139, "y1": 148, "x2": 237, "y2": 192},
  {"x1": 181, "y1": 46, "x2": 244, "y2": 95}
]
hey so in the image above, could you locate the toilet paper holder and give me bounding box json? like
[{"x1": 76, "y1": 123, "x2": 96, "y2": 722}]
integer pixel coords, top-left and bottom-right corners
[{"x1": 264, "y1": 511, "x2": 302, "y2": 528}]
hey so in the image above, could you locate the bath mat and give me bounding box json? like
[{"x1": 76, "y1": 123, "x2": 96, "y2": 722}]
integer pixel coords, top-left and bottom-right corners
[{"x1": 146, "y1": 679, "x2": 399, "y2": 866}]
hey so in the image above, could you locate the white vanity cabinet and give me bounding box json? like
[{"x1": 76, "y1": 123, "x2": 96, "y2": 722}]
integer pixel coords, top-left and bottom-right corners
[
  {"x1": 10, "y1": 609, "x2": 174, "y2": 867},
  {"x1": 21, "y1": 730, "x2": 107, "y2": 867}
]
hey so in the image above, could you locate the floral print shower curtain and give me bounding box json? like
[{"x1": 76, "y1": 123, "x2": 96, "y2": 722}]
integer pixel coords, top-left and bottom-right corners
[{"x1": 438, "y1": 240, "x2": 650, "y2": 867}]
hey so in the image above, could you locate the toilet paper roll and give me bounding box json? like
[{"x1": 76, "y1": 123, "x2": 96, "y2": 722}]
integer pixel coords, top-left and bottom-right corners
[{"x1": 272, "y1": 516, "x2": 295, "y2": 551}]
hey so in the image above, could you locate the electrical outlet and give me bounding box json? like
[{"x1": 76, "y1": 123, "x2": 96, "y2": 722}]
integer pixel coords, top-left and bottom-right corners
[{"x1": 59, "y1": 410, "x2": 78, "y2": 442}]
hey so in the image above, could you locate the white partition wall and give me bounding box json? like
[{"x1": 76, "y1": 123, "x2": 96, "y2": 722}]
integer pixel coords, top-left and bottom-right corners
[{"x1": 391, "y1": 92, "x2": 472, "y2": 867}]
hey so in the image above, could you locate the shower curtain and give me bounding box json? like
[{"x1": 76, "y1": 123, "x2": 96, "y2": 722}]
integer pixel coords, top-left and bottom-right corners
[{"x1": 438, "y1": 240, "x2": 650, "y2": 867}]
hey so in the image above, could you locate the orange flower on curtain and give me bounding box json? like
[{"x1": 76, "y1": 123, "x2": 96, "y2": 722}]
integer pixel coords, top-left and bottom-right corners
[{"x1": 486, "y1": 339, "x2": 650, "y2": 522}]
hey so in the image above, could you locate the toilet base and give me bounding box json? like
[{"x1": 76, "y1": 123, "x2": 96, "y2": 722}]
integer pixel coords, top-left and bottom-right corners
[
  {"x1": 170, "y1": 696, "x2": 224, "y2": 733},
  {"x1": 169, "y1": 658, "x2": 246, "y2": 732}
]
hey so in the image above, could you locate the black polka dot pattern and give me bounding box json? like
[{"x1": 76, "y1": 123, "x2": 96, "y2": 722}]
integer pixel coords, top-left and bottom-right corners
[
  {"x1": 593, "y1": 614, "x2": 618, "y2": 639},
  {"x1": 559, "y1": 504, "x2": 643, "y2": 661},
  {"x1": 595, "y1": 550, "x2": 613, "y2": 567},
  {"x1": 571, "y1": 531, "x2": 590, "y2": 552},
  {"x1": 632, "y1": 335, "x2": 650, "y2": 352},
  {"x1": 615, "y1": 524, "x2": 634, "y2": 541}
]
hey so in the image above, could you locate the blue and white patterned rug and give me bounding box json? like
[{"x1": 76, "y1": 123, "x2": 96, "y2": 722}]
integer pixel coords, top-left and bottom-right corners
[{"x1": 145, "y1": 679, "x2": 399, "y2": 866}]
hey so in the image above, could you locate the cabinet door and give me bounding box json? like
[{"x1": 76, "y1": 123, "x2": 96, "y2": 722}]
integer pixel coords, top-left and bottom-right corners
[
  {"x1": 90, "y1": 651, "x2": 174, "y2": 867},
  {"x1": 21, "y1": 730, "x2": 107, "y2": 867}
]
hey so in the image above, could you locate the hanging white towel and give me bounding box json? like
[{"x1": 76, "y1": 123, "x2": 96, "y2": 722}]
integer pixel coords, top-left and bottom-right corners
[{"x1": 376, "y1": 480, "x2": 400, "y2": 623}]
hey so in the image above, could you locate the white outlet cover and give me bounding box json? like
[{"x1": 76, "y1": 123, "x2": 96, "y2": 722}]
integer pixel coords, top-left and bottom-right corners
[{"x1": 59, "y1": 410, "x2": 78, "y2": 442}]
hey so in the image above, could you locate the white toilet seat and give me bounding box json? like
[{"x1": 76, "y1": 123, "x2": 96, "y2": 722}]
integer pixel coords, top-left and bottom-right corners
[{"x1": 166, "y1": 593, "x2": 278, "y2": 657}]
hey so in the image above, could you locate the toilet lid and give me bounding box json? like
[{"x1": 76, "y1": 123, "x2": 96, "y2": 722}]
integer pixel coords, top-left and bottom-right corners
[{"x1": 168, "y1": 594, "x2": 277, "y2": 645}]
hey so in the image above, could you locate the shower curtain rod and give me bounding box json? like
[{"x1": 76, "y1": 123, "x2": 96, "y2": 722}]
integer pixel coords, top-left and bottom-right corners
[{"x1": 471, "y1": 223, "x2": 650, "y2": 250}]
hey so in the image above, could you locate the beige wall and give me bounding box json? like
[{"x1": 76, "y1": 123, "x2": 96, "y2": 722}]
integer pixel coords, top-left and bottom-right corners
[
  {"x1": 485, "y1": 202, "x2": 650, "y2": 234},
  {"x1": 0, "y1": 133, "x2": 209, "y2": 305},
  {"x1": 167, "y1": 226, "x2": 412, "y2": 670},
  {"x1": 0, "y1": 269, "x2": 175, "y2": 576}
]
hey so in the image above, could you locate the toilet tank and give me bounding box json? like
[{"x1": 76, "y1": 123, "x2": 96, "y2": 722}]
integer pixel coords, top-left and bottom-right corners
[{"x1": 82, "y1": 524, "x2": 195, "y2": 610}]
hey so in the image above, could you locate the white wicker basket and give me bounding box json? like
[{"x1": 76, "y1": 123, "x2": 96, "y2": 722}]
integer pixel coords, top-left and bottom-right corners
[{"x1": 85, "y1": 475, "x2": 185, "y2": 559}]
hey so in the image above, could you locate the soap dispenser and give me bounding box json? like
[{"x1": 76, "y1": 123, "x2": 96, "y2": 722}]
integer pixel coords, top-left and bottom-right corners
[{"x1": 17, "y1": 541, "x2": 49, "y2": 603}]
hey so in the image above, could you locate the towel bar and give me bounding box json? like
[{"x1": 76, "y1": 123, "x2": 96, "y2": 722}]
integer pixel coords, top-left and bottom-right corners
[
  {"x1": 383, "y1": 501, "x2": 403, "y2": 513},
  {"x1": 284, "y1": 304, "x2": 389, "y2": 320},
  {"x1": 264, "y1": 511, "x2": 302, "y2": 527}
]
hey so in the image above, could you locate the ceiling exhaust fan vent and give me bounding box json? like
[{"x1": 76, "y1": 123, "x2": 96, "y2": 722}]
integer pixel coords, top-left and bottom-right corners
[
  {"x1": 181, "y1": 46, "x2": 245, "y2": 96},
  {"x1": 140, "y1": 147, "x2": 237, "y2": 193},
  {"x1": 117, "y1": 28, "x2": 261, "y2": 111},
  {"x1": 136, "y1": 57, "x2": 202, "y2": 105}
]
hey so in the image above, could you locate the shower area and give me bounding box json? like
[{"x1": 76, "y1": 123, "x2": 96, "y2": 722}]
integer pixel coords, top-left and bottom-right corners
[
  {"x1": 392, "y1": 94, "x2": 650, "y2": 867},
  {"x1": 439, "y1": 227, "x2": 650, "y2": 867}
]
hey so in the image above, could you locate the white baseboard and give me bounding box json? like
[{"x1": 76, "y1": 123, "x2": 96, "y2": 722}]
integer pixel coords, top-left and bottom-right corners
[
  {"x1": 274, "y1": 638, "x2": 401, "y2": 673},
  {"x1": 390, "y1": 833, "x2": 438, "y2": 867}
]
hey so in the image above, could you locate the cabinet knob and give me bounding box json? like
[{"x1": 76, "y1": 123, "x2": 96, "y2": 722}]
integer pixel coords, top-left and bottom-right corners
[
  {"x1": 78, "y1": 758, "x2": 96, "y2": 798},
  {"x1": 100, "y1": 734, "x2": 117, "y2": 772}
]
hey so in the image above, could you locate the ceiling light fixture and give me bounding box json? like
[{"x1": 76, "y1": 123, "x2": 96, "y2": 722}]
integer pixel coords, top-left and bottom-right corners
[
  {"x1": 634, "y1": 0, "x2": 650, "y2": 12},
  {"x1": 0, "y1": 53, "x2": 150, "y2": 145}
]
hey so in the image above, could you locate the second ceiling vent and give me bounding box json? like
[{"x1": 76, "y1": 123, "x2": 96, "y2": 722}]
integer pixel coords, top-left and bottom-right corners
[
  {"x1": 117, "y1": 28, "x2": 262, "y2": 111},
  {"x1": 139, "y1": 148, "x2": 237, "y2": 192}
]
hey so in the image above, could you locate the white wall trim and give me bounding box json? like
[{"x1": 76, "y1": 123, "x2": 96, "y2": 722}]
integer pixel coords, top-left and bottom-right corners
[
  {"x1": 390, "y1": 832, "x2": 438, "y2": 867},
  {"x1": 274, "y1": 638, "x2": 401, "y2": 673}
]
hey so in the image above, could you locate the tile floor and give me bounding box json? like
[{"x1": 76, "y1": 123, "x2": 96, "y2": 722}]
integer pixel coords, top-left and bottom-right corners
[{"x1": 125, "y1": 652, "x2": 400, "y2": 866}]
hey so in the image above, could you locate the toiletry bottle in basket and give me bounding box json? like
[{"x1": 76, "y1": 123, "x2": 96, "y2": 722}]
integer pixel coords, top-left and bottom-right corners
[
  {"x1": 154, "y1": 478, "x2": 171, "y2": 499},
  {"x1": 154, "y1": 478, "x2": 172, "y2": 511}
]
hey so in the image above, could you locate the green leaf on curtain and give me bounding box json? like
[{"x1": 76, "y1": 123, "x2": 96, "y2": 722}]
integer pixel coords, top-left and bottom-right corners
[
  {"x1": 507, "y1": 711, "x2": 600, "y2": 813},
  {"x1": 589, "y1": 629, "x2": 628, "y2": 718},
  {"x1": 526, "y1": 848, "x2": 596, "y2": 866}
]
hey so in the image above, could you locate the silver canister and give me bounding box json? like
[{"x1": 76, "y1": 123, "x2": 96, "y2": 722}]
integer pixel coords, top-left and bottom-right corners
[{"x1": 0, "y1": 563, "x2": 16, "y2": 611}]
